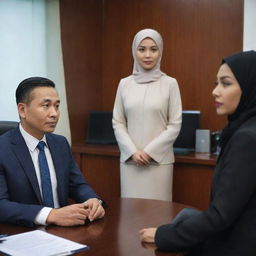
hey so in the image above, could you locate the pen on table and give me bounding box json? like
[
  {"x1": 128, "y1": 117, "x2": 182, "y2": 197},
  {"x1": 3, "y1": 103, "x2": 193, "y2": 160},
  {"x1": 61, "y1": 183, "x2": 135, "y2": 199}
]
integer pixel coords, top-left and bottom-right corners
[
  {"x1": 52, "y1": 251, "x2": 74, "y2": 256},
  {"x1": 0, "y1": 234, "x2": 8, "y2": 244},
  {"x1": 52, "y1": 247, "x2": 89, "y2": 256}
]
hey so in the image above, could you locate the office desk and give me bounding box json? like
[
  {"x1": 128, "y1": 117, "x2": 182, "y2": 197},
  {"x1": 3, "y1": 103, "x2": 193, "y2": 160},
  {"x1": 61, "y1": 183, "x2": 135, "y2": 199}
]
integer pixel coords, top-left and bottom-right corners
[
  {"x1": 0, "y1": 198, "x2": 187, "y2": 256},
  {"x1": 72, "y1": 143, "x2": 216, "y2": 209}
]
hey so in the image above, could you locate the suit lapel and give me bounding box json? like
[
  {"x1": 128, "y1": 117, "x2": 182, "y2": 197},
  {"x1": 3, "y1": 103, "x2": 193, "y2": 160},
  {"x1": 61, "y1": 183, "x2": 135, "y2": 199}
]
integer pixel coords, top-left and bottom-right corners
[
  {"x1": 46, "y1": 134, "x2": 67, "y2": 206},
  {"x1": 10, "y1": 128, "x2": 42, "y2": 204}
]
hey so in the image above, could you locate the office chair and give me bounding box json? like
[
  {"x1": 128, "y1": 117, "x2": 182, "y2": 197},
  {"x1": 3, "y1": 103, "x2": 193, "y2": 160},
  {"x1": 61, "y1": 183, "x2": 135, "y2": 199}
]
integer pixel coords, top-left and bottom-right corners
[{"x1": 0, "y1": 121, "x2": 19, "y2": 136}]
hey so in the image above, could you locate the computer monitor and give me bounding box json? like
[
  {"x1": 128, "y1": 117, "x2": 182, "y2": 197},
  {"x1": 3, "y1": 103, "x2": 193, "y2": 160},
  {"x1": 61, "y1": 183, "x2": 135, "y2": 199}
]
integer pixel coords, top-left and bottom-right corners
[
  {"x1": 86, "y1": 111, "x2": 117, "y2": 144},
  {"x1": 173, "y1": 110, "x2": 200, "y2": 154}
]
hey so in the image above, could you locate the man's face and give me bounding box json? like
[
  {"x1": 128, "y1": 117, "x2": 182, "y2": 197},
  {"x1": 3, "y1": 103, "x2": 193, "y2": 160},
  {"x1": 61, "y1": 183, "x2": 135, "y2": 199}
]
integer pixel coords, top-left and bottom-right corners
[{"x1": 18, "y1": 86, "x2": 60, "y2": 139}]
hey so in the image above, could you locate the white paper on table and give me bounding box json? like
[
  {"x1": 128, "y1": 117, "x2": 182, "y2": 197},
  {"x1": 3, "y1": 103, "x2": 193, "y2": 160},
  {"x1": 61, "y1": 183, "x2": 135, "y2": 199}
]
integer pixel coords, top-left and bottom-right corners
[{"x1": 0, "y1": 230, "x2": 88, "y2": 256}]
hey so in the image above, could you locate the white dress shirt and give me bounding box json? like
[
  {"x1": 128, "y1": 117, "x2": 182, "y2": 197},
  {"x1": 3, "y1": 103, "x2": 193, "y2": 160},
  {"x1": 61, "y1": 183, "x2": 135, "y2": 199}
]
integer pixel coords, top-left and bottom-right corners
[{"x1": 19, "y1": 124, "x2": 60, "y2": 225}]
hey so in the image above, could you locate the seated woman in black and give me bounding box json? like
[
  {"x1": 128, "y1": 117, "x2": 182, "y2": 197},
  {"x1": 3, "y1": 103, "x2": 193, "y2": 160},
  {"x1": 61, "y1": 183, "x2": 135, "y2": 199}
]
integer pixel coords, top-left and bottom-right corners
[{"x1": 139, "y1": 50, "x2": 256, "y2": 256}]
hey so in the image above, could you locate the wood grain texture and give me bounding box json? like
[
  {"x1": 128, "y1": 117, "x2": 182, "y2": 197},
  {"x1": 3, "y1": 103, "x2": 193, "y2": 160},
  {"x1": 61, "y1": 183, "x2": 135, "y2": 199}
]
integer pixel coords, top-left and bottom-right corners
[
  {"x1": 59, "y1": 0, "x2": 103, "y2": 143},
  {"x1": 72, "y1": 143, "x2": 216, "y2": 209},
  {"x1": 102, "y1": 0, "x2": 244, "y2": 129},
  {"x1": 60, "y1": 0, "x2": 243, "y2": 142},
  {"x1": 81, "y1": 154, "x2": 120, "y2": 200},
  {"x1": 0, "y1": 198, "x2": 186, "y2": 256},
  {"x1": 173, "y1": 163, "x2": 213, "y2": 210}
]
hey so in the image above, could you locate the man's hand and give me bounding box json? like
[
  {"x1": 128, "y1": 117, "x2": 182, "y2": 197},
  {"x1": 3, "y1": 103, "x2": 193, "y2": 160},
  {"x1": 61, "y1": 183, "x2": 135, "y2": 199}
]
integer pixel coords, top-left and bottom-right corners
[
  {"x1": 139, "y1": 228, "x2": 157, "y2": 243},
  {"x1": 46, "y1": 203, "x2": 90, "y2": 226},
  {"x1": 132, "y1": 151, "x2": 151, "y2": 166},
  {"x1": 83, "y1": 198, "x2": 105, "y2": 222}
]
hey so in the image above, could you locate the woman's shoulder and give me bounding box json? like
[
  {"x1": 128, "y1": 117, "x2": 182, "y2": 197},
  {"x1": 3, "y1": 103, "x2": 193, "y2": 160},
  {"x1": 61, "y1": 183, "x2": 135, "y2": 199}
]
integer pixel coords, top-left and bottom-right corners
[
  {"x1": 160, "y1": 74, "x2": 179, "y2": 88},
  {"x1": 232, "y1": 116, "x2": 256, "y2": 143},
  {"x1": 119, "y1": 75, "x2": 133, "y2": 85},
  {"x1": 161, "y1": 74, "x2": 178, "y2": 83},
  {"x1": 116, "y1": 76, "x2": 133, "y2": 90},
  {"x1": 239, "y1": 115, "x2": 256, "y2": 131}
]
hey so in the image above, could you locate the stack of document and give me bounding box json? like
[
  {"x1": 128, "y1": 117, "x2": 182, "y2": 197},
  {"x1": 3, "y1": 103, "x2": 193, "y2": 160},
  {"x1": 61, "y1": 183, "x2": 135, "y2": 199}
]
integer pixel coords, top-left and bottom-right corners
[{"x1": 0, "y1": 230, "x2": 88, "y2": 256}]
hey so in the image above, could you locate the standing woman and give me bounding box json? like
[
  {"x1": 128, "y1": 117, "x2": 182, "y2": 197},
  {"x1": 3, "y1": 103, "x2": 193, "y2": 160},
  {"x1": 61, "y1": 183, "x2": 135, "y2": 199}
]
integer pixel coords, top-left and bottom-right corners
[
  {"x1": 112, "y1": 29, "x2": 182, "y2": 201},
  {"x1": 140, "y1": 51, "x2": 256, "y2": 255}
]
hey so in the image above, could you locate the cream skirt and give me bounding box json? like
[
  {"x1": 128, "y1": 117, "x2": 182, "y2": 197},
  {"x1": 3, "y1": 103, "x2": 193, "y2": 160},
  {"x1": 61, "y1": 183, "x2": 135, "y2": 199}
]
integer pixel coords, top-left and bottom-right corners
[{"x1": 120, "y1": 163, "x2": 173, "y2": 201}]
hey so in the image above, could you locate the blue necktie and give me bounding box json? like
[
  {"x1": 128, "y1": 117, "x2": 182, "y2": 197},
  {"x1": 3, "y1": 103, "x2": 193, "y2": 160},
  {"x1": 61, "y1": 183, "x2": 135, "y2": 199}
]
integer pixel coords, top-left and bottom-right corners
[{"x1": 37, "y1": 141, "x2": 54, "y2": 208}]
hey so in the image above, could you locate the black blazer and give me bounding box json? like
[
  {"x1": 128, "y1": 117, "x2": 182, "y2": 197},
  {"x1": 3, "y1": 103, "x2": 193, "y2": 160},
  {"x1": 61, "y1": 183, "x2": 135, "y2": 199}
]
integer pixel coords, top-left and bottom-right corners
[{"x1": 155, "y1": 116, "x2": 256, "y2": 256}]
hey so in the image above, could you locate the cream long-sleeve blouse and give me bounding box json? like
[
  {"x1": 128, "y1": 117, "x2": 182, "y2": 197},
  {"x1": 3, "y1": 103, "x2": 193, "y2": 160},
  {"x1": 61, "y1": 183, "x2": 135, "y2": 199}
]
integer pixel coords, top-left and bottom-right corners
[
  {"x1": 112, "y1": 75, "x2": 182, "y2": 164},
  {"x1": 113, "y1": 75, "x2": 182, "y2": 164}
]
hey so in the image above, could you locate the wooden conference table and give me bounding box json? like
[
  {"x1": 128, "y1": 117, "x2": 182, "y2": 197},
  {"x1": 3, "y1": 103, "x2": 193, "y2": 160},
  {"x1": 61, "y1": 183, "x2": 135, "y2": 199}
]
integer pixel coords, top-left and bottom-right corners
[{"x1": 0, "y1": 198, "x2": 187, "y2": 256}]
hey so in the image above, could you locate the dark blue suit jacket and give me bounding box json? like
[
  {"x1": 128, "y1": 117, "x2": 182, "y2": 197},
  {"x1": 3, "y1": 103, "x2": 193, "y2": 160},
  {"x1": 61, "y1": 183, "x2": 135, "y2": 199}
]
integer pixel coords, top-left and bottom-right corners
[{"x1": 0, "y1": 127, "x2": 98, "y2": 227}]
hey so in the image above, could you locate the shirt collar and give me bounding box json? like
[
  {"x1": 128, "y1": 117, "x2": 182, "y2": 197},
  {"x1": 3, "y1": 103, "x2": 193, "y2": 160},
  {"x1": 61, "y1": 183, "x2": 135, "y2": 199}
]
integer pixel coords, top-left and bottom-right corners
[{"x1": 19, "y1": 123, "x2": 47, "y2": 152}]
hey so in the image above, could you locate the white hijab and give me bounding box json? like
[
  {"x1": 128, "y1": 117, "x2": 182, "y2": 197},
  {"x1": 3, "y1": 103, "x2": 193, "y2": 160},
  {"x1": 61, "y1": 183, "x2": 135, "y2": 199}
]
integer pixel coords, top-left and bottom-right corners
[{"x1": 132, "y1": 28, "x2": 165, "y2": 84}]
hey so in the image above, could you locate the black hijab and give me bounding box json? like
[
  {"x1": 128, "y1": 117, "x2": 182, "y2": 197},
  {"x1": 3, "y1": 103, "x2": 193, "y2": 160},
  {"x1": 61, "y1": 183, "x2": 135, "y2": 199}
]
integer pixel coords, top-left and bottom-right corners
[{"x1": 219, "y1": 50, "x2": 256, "y2": 157}]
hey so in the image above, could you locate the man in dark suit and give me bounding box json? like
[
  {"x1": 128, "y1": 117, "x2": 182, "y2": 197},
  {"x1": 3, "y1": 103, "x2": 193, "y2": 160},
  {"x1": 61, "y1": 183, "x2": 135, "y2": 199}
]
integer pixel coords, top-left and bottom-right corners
[{"x1": 0, "y1": 77, "x2": 105, "y2": 227}]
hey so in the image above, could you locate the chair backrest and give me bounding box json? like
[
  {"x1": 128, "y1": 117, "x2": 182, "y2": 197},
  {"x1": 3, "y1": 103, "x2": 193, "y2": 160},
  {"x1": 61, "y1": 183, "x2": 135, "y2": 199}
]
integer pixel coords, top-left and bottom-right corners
[{"x1": 0, "y1": 121, "x2": 19, "y2": 136}]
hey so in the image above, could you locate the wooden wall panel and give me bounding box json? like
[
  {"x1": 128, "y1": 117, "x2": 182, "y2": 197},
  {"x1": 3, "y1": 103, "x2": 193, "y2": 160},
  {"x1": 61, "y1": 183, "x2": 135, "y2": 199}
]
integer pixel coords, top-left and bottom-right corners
[
  {"x1": 173, "y1": 163, "x2": 213, "y2": 210},
  {"x1": 102, "y1": 0, "x2": 243, "y2": 131},
  {"x1": 82, "y1": 154, "x2": 120, "y2": 201},
  {"x1": 60, "y1": 0, "x2": 103, "y2": 143},
  {"x1": 60, "y1": 0, "x2": 243, "y2": 142}
]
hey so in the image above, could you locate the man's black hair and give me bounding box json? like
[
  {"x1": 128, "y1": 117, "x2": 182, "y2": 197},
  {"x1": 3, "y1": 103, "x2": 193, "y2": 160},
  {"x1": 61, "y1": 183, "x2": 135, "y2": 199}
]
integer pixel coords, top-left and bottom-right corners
[{"x1": 16, "y1": 77, "x2": 55, "y2": 105}]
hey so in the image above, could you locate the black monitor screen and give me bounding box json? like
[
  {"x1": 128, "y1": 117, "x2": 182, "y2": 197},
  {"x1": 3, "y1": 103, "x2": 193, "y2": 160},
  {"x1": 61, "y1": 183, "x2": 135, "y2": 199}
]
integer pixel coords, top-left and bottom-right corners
[
  {"x1": 86, "y1": 111, "x2": 117, "y2": 144},
  {"x1": 173, "y1": 110, "x2": 200, "y2": 153}
]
